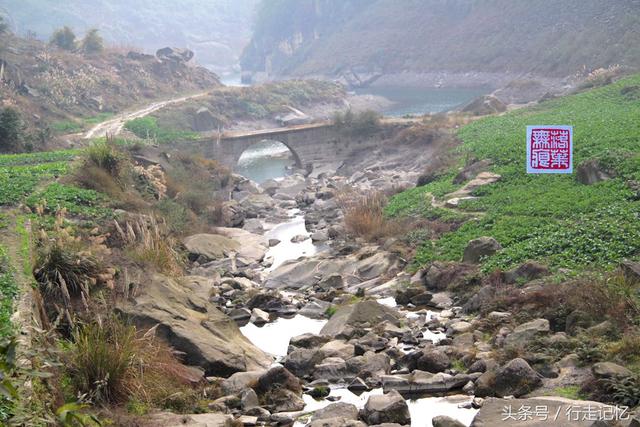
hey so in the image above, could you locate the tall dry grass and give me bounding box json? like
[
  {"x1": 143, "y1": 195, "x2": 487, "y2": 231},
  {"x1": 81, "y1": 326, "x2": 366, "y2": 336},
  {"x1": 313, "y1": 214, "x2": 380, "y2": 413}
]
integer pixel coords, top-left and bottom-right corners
[
  {"x1": 115, "y1": 215, "x2": 183, "y2": 276},
  {"x1": 68, "y1": 317, "x2": 209, "y2": 408},
  {"x1": 337, "y1": 189, "x2": 402, "y2": 242}
]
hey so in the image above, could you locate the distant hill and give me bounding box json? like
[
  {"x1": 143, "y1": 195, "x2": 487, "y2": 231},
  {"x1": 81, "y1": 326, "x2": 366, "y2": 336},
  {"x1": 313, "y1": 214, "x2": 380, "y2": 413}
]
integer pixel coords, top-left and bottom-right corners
[
  {"x1": 241, "y1": 0, "x2": 640, "y2": 85},
  {"x1": 0, "y1": 30, "x2": 220, "y2": 149},
  {"x1": 0, "y1": 0, "x2": 259, "y2": 74}
]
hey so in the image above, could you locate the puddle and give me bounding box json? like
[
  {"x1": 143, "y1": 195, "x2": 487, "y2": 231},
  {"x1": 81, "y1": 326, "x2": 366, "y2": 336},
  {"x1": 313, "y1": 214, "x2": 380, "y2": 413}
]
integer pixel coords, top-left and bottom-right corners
[
  {"x1": 298, "y1": 388, "x2": 477, "y2": 427},
  {"x1": 264, "y1": 210, "x2": 328, "y2": 271},
  {"x1": 240, "y1": 314, "x2": 327, "y2": 358}
]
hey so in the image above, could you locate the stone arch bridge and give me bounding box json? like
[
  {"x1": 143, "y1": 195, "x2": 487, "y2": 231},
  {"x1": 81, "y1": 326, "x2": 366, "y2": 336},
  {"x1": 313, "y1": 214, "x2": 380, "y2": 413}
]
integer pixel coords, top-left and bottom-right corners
[{"x1": 169, "y1": 122, "x2": 394, "y2": 172}]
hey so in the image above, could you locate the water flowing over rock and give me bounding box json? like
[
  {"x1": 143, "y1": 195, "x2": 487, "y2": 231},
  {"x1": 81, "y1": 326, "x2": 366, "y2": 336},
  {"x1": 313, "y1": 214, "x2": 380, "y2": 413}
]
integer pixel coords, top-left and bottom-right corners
[{"x1": 118, "y1": 274, "x2": 272, "y2": 376}]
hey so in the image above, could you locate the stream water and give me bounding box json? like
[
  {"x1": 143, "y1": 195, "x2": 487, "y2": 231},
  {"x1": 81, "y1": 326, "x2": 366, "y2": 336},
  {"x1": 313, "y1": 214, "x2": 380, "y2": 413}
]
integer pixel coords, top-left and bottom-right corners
[
  {"x1": 235, "y1": 140, "x2": 295, "y2": 184},
  {"x1": 233, "y1": 93, "x2": 479, "y2": 425}
]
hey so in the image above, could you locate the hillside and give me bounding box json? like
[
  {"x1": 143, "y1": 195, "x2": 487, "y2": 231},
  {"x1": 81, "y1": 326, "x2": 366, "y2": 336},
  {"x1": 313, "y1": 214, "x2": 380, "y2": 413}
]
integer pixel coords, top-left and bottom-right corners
[
  {"x1": 386, "y1": 74, "x2": 640, "y2": 272},
  {"x1": 0, "y1": 30, "x2": 220, "y2": 151},
  {"x1": 1, "y1": 0, "x2": 258, "y2": 74},
  {"x1": 241, "y1": 0, "x2": 640, "y2": 85}
]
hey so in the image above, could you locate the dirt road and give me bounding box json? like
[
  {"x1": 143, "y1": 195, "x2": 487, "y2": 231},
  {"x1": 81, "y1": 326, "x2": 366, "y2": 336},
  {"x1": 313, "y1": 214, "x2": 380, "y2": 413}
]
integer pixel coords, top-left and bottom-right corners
[{"x1": 83, "y1": 91, "x2": 210, "y2": 139}]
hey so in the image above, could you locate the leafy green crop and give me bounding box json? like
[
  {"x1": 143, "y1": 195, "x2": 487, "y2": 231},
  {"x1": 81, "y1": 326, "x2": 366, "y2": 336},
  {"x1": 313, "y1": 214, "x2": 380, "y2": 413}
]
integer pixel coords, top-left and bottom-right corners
[
  {"x1": 0, "y1": 150, "x2": 78, "y2": 167},
  {"x1": 389, "y1": 73, "x2": 640, "y2": 272},
  {"x1": 0, "y1": 246, "x2": 17, "y2": 340},
  {"x1": 26, "y1": 183, "x2": 110, "y2": 218},
  {"x1": 0, "y1": 162, "x2": 69, "y2": 205}
]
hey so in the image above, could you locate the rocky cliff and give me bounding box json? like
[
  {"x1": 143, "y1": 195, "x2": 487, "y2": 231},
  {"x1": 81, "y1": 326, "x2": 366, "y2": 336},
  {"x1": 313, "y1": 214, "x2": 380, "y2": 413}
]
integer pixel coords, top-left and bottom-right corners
[
  {"x1": 241, "y1": 0, "x2": 640, "y2": 85},
  {"x1": 1, "y1": 0, "x2": 259, "y2": 74}
]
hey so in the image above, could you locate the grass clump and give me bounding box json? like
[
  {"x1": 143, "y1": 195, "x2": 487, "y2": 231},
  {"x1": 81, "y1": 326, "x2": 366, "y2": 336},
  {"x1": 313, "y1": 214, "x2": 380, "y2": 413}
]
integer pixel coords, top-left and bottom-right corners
[
  {"x1": 549, "y1": 385, "x2": 586, "y2": 400},
  {"x1": 324, "y1": 306, "x2": 337, "y2": 318},
  {"x1": 66, "y1": 316, "x2": 212, "y2": 410},
  {"x1": 338, "y1": 189, "x2": 402, "y2": 242},
  {"x1": 69, "y1": 319, "x2": 136, "y2": 404}
]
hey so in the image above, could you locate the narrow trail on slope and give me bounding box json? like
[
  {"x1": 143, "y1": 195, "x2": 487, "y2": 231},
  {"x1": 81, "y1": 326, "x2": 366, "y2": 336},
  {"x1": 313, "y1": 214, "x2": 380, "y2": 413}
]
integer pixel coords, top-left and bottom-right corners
[{"x1": 83, "y1": 91, "x2": 211, "y2": 140}]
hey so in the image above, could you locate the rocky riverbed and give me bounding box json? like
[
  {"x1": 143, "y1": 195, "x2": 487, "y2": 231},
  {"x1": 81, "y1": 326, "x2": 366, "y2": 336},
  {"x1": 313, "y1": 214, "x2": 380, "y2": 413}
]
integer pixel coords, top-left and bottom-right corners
[{"x1": 130, "y1": 161, "x2": 639, "y2": 427}]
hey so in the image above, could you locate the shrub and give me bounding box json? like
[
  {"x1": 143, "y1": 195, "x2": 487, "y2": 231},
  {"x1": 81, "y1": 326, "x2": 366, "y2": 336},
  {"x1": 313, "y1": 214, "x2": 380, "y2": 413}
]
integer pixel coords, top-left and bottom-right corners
[
  {"x1": 85, "y1": 140, "x2": 125, "y2": 177},
  {"x1": 155, "y1": 199, "x2": 189, "y2": 234},
  {"x1": 69, "y1": 318, "x2": 136, "y2": 404},
  {"x1": 79, "y1": 29, "x2": 103, "y2": 54},
  {"x1": 116, "y1": 216, "x2": 183, "y2": 276},
  {"x1": 0, "y1": 108, "x2": 24, "y2": 152},
  {"x1": 602, "y1": 375, "x2": 640, "y2": 407},
  {"x1": 333, "y1": 109, "x2": 381, "y2": 136},
  {"x1": 124, "y1": 117, "x2": 197, "y2": 143},
  {"x1": 124, "y1": 117, "x2": 159, "y2": 140},
  {"x1": 338, "y1": 189, "x2": 402, "y2": 241},
  {"x1": 50, "y1": 26, "x2": 76, "y2": 51},
  {"x1": 34, "y1": 243, "x2": 99, "y2": 304},
  {"x1": 67, "y1": 317, "x2": 209, "y2": 410}
]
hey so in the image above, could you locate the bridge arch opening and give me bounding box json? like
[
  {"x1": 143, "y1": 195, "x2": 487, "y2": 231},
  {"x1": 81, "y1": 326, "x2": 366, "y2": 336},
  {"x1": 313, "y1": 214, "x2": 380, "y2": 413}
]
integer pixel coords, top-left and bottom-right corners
[{"x1": 235, "y1": 139, "x2": 303, "y2": 183}]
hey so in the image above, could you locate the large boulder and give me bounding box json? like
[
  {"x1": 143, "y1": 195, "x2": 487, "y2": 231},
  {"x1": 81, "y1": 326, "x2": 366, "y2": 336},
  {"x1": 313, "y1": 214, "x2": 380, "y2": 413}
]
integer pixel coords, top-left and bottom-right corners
[
  {"x1": 620, "y1": 260, "x2": 640, "y2": 283},
  {"x1": 266, "y1": 249, "x2": 399, "y2": 290},
  {"x1": 493, "y1": 358, "x2": 542, "y2": 397},
  {"x1": 461, "y1": 95, "x2": 507, "y2": 116},
  {"x1": 312, "y1": 403, "x2": 359, "y2": 422},
  {"x1": 239, "y1": 193, "x2": 276, "y2": 217},
  {"x1": 118, "y1": 274, "x2": 271, "y2": 376},
  {"x1": 183, "y1": 234, "x2": 239, "y2": 262},
  {"x1": 381, "y1": 371, "x2": 471, "y2": 394},
  {"x1": 320, "y1": 300, "x2": 401, "y2": 338},
  {"x1": 194, "y1": 107, "x2": 221, "y2": 132},
  {"x1": 283, "y1": 348, "x2": 325, "y2": 377},
  {"x1": 576, "y1": 160, "x2": 611, "y2": 185},
  {"x1": 432, "y1": 416, "x2": 466, "y2": 427},
  {"x1": 156, "y1": 46, "x2": 194, "y2": 63},
  {"x1": 504, "y1": 318, "x2": 550, "y2": 348},
  {"x1": 502, "y1": 261, "x2": 550, "y2": 284},
  {"x1": 221, "y1": 370, "x2": 264, "y2": 395},
  {"x1": 425, "y1": 262, "x2": 479, "y2": 292},
  {"x1": 321, "y1": 340, "x2": 356, "y2": 360},
  {"x1": 214, "y1": 228, "x2": 269, "y2": 262},
  {"x1": 591, "y1": 362, "x2": 633, "y2": 379},
  {"x1": 361, "y1": 390, "x2": 411, "y2": 425},
  {"x1": 463, "y1": 237, "x2": 502, "y2": 264},
  {"x1": 471, "y1": 396, "x2": 626, "y2": 426},
  {"x1": 141, "y1": 412, "x2": 232, "y2": 427},
  {"x1": 416, "y1": 349, "x2": 451, "y2": 373}
]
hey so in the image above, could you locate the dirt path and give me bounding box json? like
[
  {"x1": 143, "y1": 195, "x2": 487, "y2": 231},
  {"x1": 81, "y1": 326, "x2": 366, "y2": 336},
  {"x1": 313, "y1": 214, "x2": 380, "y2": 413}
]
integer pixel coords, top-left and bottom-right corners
[{"x1": 83, "y1": 91, "x2": 210, "y2": 140}]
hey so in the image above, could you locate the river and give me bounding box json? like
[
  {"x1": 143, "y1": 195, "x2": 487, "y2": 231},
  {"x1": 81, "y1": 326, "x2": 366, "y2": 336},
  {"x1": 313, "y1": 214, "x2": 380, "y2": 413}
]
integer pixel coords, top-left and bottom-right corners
[
  {"x1": 355, "y1": 85, "x2": 487, "y2": 117},
  {"x1": 233, "y1": 84, "x2": 480, "y2": 426}
]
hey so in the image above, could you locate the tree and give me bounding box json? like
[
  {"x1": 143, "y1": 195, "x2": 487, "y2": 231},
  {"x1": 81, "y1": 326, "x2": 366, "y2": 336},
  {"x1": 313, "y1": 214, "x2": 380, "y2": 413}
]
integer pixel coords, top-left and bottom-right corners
[
  {"x1": 0, "y1": 107, "x2": 23, "y2": 152},
  {"x1": 50, "y1": 26, "x2": 76, "y2": 51},
  {"x1": 80, "y1": 28, "x2": 104, "y2": 54}
]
